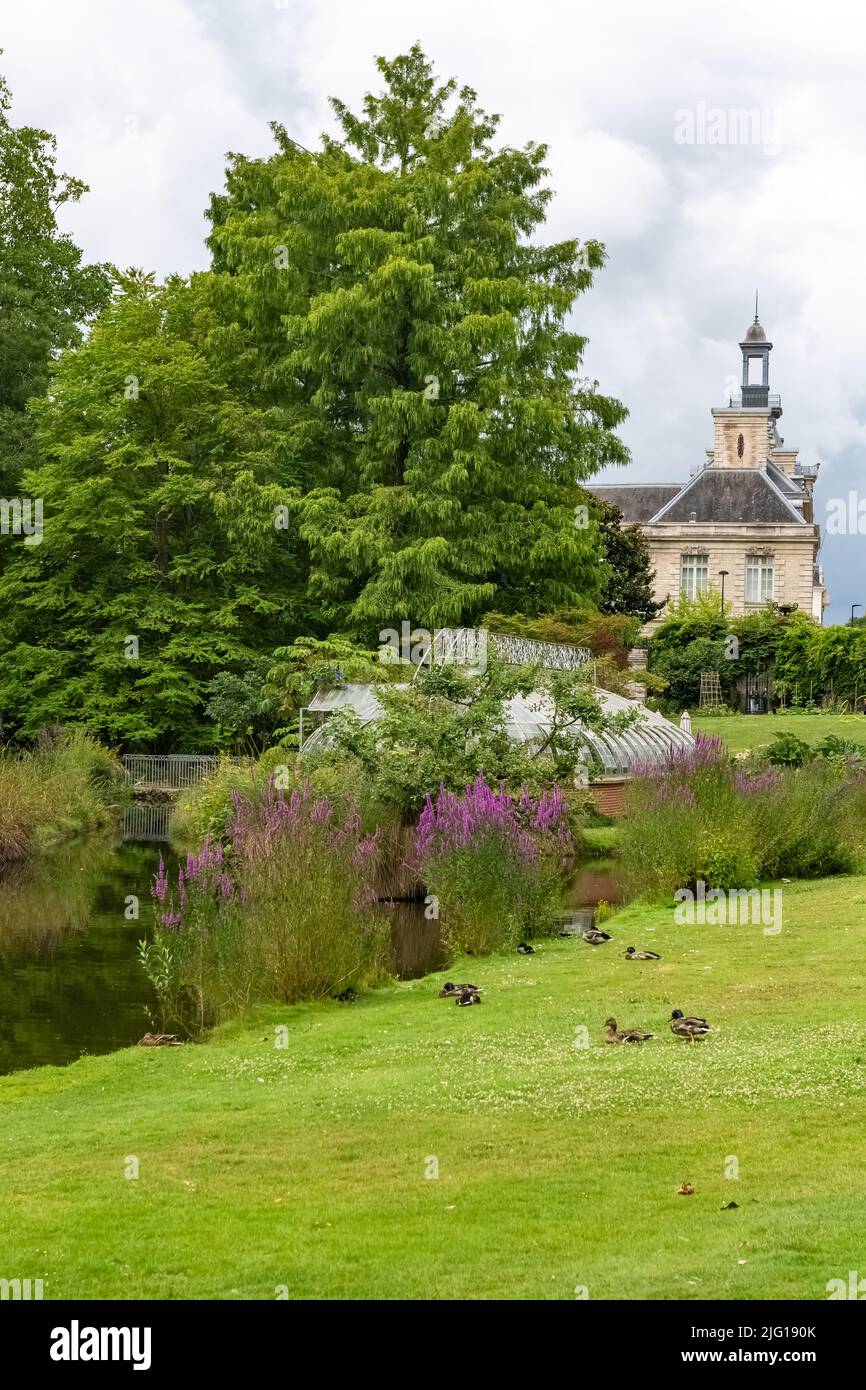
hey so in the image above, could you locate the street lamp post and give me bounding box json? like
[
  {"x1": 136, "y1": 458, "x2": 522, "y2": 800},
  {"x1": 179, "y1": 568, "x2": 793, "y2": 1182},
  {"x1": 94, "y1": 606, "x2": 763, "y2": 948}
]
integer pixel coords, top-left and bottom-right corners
[
  {"x1": 851, "y1": 604, "x2": 862, "y2": 628},
  {"x1": 719, "y1": 569, "x2": 729, "y2": 611}
]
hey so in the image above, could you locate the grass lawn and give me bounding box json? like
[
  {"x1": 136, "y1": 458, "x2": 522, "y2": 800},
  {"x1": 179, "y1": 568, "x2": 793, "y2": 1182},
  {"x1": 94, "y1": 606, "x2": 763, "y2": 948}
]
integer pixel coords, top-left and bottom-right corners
[
  {"x1": 2, "y1": 873, "x2": 866, "y2": 1301},
  {"x1": 692, "y1": 712, "x2": 866, "y2": 753}
]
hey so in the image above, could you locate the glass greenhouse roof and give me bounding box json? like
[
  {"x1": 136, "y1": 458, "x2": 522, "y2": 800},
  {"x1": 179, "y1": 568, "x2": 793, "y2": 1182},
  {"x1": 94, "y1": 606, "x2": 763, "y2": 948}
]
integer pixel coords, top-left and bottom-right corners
[{"x1": 302, "y1": 683, "x2": 694, "y2": 777}]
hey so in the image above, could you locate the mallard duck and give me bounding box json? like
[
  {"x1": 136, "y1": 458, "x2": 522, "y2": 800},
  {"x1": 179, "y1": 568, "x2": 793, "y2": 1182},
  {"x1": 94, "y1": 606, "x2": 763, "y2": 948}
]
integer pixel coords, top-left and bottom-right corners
[
  {"x1": 516, "y1": 942, "x2": 536, "y2": 955},
  {"x1": 455, "y1": 989, "x2": 481, "y2": 1006},
  {"x1": 438, "y1": 981, "x2": 480, "y2": 998},
  {"x1": 603, "y1": 1016, "x2": 654, "y2": 1044},
  {"x1": 582, "y1": 928, "x2": 611, "y2": 946},
  {"x1": 137, "y1": 1032, "x2": 181, "y2": 1047},
  {"x1": 625, "y1": 946, "x2": 661, "y2": 961},
  {"x1": 669, "y1": 1009, "x2": 711, "y2": 1041}
]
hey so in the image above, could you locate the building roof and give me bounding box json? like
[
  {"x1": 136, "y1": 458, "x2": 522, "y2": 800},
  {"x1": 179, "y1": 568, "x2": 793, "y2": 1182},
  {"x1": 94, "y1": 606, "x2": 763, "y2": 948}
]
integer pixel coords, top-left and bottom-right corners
[
  {"x1": 590, "y1": 484, "x2": 682, "y2": 523},
  {"x1": 648, "y1": 467, "x2": 808, "y2": 525},
  {"x1": 766, "y1": 461, "x2": 804, "y2": 497}
]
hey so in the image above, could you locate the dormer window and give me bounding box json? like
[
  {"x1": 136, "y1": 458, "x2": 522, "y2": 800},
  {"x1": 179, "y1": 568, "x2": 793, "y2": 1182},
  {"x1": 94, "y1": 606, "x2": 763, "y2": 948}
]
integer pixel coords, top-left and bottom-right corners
[{"x1": 680, "y1": 553, "x2": 709, "y2": 598}]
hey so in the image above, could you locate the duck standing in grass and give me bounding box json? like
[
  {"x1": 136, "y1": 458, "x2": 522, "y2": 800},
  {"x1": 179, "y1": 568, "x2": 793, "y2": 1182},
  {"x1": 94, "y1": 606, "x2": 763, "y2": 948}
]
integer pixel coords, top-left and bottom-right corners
[
  {"x1": 603, "y1": 1017, "x2": 654, "y2": 1044},
  {"x1": 582, "y1": 928, "x2": 611, "y2": 946},
  {"x1": 669, "y1": 1009, "x2": 711, "y2": 1041},
  {"x1": 624, "y1": 946, "x2": 661, "y2": 961}
]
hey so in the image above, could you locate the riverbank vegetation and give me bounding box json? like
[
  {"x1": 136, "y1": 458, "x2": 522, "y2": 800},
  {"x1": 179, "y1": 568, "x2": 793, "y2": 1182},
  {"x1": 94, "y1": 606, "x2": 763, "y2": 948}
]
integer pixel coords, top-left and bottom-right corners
[
  {"x1": 0, "y1": 731, "x2": 126, "y2": 867},
  {"x1": 620, "y1": 734, "x2": 866, "y2": 900}
]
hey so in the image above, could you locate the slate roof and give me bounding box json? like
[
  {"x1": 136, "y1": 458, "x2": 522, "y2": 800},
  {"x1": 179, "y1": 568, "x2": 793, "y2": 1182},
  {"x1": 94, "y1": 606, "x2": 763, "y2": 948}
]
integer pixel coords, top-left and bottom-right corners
[
  {"x1": 589, "y1": 484, "x2": 681, "y2": 523},
  {"x1": 766, "y1": 461, "x2": 804, "y2": 497},
  {"x1": 649, "y1": 468, "x2": 806, "y2": 525}
]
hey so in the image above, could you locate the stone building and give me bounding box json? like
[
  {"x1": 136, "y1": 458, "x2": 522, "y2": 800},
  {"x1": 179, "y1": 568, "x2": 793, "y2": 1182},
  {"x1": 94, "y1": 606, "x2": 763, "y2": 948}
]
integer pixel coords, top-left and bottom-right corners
[{"x1": 591, "y1": 314, "x2": 828, "y2": 628}]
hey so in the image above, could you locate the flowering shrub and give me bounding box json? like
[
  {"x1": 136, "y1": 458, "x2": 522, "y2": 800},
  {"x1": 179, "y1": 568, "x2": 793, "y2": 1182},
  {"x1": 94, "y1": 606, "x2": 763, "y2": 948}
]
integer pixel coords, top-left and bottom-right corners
[
  {"x1": 141, "y1": 782, "x2": 388, "y2": 1035},
  {"x1": 621, "y1": 734, "x2": 863, "y2": 900},
  {"x1": 415, "y1": 776, "x2": 574, "y2": 956}
]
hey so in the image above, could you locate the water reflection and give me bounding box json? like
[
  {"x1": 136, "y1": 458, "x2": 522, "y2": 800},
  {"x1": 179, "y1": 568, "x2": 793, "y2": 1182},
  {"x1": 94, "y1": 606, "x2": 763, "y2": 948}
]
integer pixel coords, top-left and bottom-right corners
[{"x1": 0, "y1": 836, "x2": 158, "y2": 1075}]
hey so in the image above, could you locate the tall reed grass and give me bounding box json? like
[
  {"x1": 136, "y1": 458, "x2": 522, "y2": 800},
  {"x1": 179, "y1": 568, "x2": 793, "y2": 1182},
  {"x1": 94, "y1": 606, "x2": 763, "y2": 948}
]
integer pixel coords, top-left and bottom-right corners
[{"x1": 0, "y1": 731, "x2": 125, "y2": 867}]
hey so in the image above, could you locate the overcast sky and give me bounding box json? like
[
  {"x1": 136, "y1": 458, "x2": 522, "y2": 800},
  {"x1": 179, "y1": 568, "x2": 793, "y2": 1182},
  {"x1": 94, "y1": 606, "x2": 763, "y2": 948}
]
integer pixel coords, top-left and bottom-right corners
[{"x1": 4, "y1": 0, "x2": 865, "y2": 621}]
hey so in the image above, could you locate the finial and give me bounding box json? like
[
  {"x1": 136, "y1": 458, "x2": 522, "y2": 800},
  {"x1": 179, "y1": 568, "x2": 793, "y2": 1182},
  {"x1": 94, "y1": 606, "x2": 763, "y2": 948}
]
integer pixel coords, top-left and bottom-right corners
[{"x1": 755, "y1": 289, "x2": 759, "y2": 322}]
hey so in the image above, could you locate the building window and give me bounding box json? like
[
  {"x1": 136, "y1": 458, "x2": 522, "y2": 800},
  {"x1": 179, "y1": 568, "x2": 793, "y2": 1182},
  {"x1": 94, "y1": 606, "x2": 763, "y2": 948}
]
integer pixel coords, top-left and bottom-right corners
[
  {"x1": 680, "y1": 553, "x2": 709, "y2": 598},
  {"x1": 746, "y1": 553, "x2": 774, "y2": 603}
]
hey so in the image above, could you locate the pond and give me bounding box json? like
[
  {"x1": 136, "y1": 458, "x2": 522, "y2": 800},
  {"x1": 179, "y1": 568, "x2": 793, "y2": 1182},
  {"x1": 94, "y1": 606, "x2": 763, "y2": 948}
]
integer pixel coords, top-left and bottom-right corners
[{"x1": 0, "y1": 817, "x2": 620, "y2": 1076}]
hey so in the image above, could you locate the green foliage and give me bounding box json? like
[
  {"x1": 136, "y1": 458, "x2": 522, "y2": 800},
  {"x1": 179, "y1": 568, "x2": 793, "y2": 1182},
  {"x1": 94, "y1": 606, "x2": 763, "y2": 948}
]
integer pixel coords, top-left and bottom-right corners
[
  {"x1": 0, "y1": 730, "x2": 124, "y2": 864},
  {"x1": 266, "y1": 634, "x2": 393, "y2": 715},
  {"x1": 203, "y1": 662, "x2": 277, "y2": 749},
  {"x1": 650, "y1": 635, "x2": 727, "y2": 708},
  {"x1": 0, "y1": 273, "x2": 307, "y2": 747},
  {"x1": 0, "y1": 61, "x2": 111, "y2": 495},
  {"x1": 620, "y1": 743, "x2": 863, "y2": 900},
  {"x1": 144, "y1": 787, "x2": 390, "y2": 1035},
  {"x1": 206, "y1": 45, "x2": 628, "y2": 634},
  {"x1": 762, "y1": 733, "x2": 812, "y2": 768},
  {"x1": 584, "y1": 494, "x2": 664, "y2": 623},
  {"x1": 304, "y1": 655, "x2": 636, "y2": 819}
]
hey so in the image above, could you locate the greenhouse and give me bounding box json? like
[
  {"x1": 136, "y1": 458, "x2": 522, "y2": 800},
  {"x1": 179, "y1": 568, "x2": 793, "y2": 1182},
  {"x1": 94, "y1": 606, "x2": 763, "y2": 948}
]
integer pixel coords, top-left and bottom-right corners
[{"x1": 299, "y1": 682, "x2": 694, "y2": 779}]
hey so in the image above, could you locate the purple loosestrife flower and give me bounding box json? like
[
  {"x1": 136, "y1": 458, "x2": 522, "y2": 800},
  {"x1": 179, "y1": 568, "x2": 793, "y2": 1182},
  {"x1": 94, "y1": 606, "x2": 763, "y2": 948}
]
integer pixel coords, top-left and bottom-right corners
[{"x1": 152, "y1": 858, "x2": 168, "y2": 903}]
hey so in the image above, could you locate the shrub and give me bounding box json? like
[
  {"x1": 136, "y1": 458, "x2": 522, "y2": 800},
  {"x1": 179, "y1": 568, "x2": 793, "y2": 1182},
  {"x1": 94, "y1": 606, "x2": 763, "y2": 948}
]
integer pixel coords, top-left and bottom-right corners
[
  {"x1": 142, "y1": 782, "x2": 389, "y2": 1036},
  {"x1": 415, "y1": 776, "x2": 573, "y2": 957},
  {"x1": 0, "y1": 730, "x2": 124, "y2": 866},
  {"x1": 620, "y1": 734, "x2": 863, "y2": 899},
  {"x1": 762, "y1": 733, "x2": 812, "y2": 768}
]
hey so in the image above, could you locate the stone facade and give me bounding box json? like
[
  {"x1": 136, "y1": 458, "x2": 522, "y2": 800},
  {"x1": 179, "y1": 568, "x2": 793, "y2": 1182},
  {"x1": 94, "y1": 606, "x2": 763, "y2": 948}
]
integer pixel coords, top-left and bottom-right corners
[{"x1": 591, "y1": 315, "x2": 828, "y2": 629}]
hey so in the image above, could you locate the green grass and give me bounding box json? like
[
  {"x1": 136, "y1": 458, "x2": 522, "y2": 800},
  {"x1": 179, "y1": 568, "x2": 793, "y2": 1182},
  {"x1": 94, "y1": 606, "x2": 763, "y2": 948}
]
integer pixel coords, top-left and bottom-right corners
[
  {"x1": 582, "y1": 824, "x2": 619, "y2": 852},
  {"x1": 693, "y1": 712, "x2": 866, "y2": 753},
  {"x1": 2, "y1": 874, "x2": 866, "y2": 1300}
]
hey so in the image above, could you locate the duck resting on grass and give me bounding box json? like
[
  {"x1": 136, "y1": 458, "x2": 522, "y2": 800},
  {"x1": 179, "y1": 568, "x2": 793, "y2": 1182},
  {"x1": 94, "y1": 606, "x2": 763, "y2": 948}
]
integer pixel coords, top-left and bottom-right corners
[
  {"x1": 455, "y1": 989, "x2": 481, "y2": 1007},
  {"x1": 137, "y1": 1033, "x2": 181, "y2": 1047},
  {"x1": 516, "y1": 942, "x2": 536, "y2": 954},
  {"x1": 603, "y1": 1016, "x2": 654, "y2": 1044},
  {"x1": 438, "y1": 981, "x2": 480, "y2": 998},
  {"x1": 670, "y1": 1009, "x2": 711, "y2": 1041},
  {"x1": 582, "y1": 928, "x2": 611, "y2": 946},
  {"x1": 624, "y1": 946, "x2": 661, "y2": 961}
]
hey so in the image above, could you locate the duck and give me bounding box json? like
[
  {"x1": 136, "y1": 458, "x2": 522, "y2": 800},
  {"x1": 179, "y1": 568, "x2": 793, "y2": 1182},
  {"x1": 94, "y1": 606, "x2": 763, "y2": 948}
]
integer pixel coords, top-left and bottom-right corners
[
  {"x1": 136, "y1": 1032, "x2": 181, "y2": 1047},
  {"x1": 516, "y1": 942, "x2": 536, "y2": 955},
  {"x1": 603, "y1": 1016, "x2": 654, "y2": 1044},
  {"x1": 455, "y1": 989, "x2": 481, "y2": 1006},
  {"x1": 624, "y1": 946, "x2": 661, "y2": 961},
  {"x1": 669, "y1": 1009, "x2": 711, "y2": 1041},
  {"x1": 582, "y1": 928, "x2": 611, "y2": 946},
  {"x1": 438, "y1": 981, "x2": 480, "y2": 998}
]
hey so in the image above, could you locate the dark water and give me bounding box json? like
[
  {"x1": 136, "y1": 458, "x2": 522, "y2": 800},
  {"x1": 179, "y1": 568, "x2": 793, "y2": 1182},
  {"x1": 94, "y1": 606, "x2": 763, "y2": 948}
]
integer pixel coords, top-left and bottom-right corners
[
  {"x1": 0, "y1": 820, "x2": 619, "y2": 1075},
  {"x1": 0, "y1": 834, "x2": 159, "y2": 1075}
]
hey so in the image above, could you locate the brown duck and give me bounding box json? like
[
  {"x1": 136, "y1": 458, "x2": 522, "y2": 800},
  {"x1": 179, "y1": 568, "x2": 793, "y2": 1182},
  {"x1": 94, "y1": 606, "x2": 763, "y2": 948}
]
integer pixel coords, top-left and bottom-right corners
[{"x1": 603, "y1": 1017, "x2": 654, "y2": 1044}]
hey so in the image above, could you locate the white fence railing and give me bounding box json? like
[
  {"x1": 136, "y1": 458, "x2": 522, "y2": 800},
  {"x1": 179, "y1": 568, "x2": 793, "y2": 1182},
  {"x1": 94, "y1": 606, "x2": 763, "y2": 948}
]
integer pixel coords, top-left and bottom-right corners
[
  {"x1": 121, "y1": 754, "x2": 250, "y2": 790},
  {"x1": 426, "y1": 627, "x2": 593, "y2": 673}
]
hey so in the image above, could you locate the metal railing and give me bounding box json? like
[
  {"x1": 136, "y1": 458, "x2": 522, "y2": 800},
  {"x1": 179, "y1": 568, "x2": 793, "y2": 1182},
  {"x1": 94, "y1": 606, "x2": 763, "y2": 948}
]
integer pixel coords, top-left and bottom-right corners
[
  {"x1": 121, "y1": 754, "x2": 249, "y2": 790},
  {"x1": 122, "y1": 802, "x2": 171, "y2": 842},
  {"x1": 414, "y1": 627, "x2": 592, "y2": 676}
]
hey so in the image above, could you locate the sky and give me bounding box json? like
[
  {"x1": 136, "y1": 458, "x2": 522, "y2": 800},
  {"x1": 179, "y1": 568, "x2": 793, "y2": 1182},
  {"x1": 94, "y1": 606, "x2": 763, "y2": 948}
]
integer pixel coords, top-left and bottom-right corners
[{"x1": 4, "y1": 0, "x2": 865, "y2": 622}]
